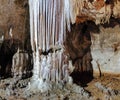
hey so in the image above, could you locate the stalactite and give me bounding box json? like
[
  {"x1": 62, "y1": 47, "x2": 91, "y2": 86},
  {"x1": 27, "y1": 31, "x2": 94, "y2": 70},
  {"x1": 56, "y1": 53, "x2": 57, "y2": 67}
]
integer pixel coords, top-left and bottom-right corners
[{"x1": 28, "y1": 0, "x2": 83, "y2": 92}]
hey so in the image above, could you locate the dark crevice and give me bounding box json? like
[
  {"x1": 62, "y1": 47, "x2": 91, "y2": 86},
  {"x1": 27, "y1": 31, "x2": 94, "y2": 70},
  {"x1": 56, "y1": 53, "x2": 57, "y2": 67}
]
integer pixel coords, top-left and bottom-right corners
[
  {"x1": 0, "y1": 39, "x2": 33, "y2": 79},
  {"x1": 101, "y1": 17, "x2": 120, "y2": 28},
  {"x1": 0, "y1": 39, "x2": 21, "y2": 78},
  {"x1": 65, "y1": 21, "x2": 95, "y2": 85}
]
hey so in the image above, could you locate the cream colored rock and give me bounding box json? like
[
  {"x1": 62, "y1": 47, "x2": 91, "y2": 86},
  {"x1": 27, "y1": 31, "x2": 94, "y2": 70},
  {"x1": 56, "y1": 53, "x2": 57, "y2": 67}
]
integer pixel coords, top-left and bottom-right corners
[
  {"x1": 91, "y1": 26, "x2": 120, "y2": 74},
  {"x1": 12, "y1": 48, "x2": 29, "y2": 77}
]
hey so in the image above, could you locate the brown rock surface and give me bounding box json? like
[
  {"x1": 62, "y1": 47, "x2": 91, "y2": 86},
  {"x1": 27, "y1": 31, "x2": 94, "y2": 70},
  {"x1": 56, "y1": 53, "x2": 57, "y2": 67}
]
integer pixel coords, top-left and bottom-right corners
[
  {"x1": 0, "y1": 0, "x2": 31, "y2": 78},
  {"x1": 0, "y1": 0, "x2": 28, "y2": 40},
  {"x1": 65, "y1": 22, "x2": 93, "y2": 84}
]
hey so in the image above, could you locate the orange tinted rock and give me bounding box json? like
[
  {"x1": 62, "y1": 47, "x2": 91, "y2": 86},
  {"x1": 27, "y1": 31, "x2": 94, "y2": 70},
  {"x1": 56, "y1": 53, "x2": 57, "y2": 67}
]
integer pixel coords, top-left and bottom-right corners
[
  {"x1": 76, "y1": 16, "x2": 94, "y2": 24},
  {"x1": 94, "y1": 0, "x2": 105, "y2": 10}
]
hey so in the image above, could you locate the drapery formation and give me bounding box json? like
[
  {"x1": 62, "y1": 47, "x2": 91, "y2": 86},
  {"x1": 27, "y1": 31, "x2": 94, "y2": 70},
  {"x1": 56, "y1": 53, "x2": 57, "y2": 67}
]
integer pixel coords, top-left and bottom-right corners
[
  {"x1": 28, "y1": 0, "x2": 82, "y2": 92},
  {"x1": 29, "y1": 0, "x2": 85, "y2": 53},
  {"x1": 28, "y1": 0, "x2": 119, "y2": 92}
]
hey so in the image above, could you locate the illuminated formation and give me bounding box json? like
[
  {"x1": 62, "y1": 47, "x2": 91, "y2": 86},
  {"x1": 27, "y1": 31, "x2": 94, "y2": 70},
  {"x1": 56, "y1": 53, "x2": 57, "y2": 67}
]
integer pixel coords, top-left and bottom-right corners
[
  {"x1": 28, "y1": 0, "x2": 78, "y2": 92},
  {"x1": 28, "y1": 0, "x2": 113, "y2": 93}
]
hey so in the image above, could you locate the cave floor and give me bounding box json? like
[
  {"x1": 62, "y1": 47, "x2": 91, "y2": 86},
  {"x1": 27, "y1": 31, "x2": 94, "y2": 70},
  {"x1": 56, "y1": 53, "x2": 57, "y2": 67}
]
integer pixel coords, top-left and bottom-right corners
[
  {"x1": 85, "y1": 73, "x2": 120, "y2": 100},
  {"x1": 0, "y1": 74, "x2": 119, "y2": 100}
]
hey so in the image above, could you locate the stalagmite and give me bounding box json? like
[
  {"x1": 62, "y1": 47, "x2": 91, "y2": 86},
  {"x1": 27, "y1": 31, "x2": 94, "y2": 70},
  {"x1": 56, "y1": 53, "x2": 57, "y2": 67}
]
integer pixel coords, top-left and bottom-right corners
[{"x1": 9, "y1": 27, "x2": 13, "y2": 38}]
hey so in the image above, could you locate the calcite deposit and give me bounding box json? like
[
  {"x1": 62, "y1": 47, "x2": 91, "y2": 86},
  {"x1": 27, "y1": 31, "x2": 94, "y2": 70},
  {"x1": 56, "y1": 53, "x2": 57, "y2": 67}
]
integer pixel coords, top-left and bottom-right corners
[{"x1": 0, "y1": 0, "x2": 120, "y2": 100}]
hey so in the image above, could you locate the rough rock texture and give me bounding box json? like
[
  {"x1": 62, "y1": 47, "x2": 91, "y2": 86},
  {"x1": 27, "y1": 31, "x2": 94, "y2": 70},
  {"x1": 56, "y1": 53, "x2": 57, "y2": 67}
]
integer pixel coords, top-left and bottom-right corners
[
  {"x1": 0, "y1": 0, "x2": 120, "y2": 80},
  {"x1": 0, "y1": 78, "x2": 92, "y2": 100},
  {"x1": 65, "y1": 22, "x2": 93, "y2": 84},
  {"x1": 12, "y1": 48, "x2": 32, "y2": 79},
  {"x1": 0, "y1": 39, "x2": 21, "y2": 78},
  {"x1": 91, "y1": 18, "x2": 120, "y2": 75},
  {"x1": 73, "y1": 0, "x2": 120, "y2": 76},
  {"x1": 75, "y1": 0, "x2": 120, "y2": 24},
  {"x1": 0, "y1": 0, "x2": 28, "y2": 40},
  {"x1": 0, "y1": 0, "x2": 32, "y2": 78}
]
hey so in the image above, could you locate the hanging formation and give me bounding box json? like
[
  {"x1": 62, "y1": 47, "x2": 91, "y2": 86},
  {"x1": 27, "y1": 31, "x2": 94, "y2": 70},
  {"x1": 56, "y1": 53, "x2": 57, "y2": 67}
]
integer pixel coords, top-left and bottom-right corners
[{"x1": 28, "y1": 0, "x2": 84, "y2": 92}]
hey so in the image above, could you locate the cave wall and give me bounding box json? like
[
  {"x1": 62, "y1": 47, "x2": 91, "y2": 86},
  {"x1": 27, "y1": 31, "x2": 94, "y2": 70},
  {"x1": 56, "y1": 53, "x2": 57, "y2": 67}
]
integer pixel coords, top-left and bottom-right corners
[
  {"x1": 0, "y1": 0, "x2": 31, "y2": 50},
  {"x1": 65, "y1": 18, "x2": 120, "y2": 81},
  {"x1": 0, "y1": 0, "x2": 32, "y2": 78},
  {"x1": 65, "y1": 23, "x2": 93, "y2": 84},
  {"x1": 91, "y1": 21, "x2": 120, "y2": 74},
  {"x1": 0, "y1": 0, "x2": 28, "y2": 40}
]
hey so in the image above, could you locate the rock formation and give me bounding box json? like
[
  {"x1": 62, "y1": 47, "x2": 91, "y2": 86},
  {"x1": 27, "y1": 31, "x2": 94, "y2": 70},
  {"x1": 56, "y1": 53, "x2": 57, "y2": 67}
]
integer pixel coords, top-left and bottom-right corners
[
  {"x1": 0, "y1": 0, "x2": 120, "y2": 83},
  {"x1": 0, "y1": 0, "x2": 32, "y2": 78},
  {"x1": 0, "y1": 0, "x2": 119, "y2": 99}
]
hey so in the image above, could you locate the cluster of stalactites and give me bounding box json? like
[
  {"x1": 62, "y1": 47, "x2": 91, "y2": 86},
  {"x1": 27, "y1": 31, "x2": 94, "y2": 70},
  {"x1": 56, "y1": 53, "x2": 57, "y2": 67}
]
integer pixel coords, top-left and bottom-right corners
[
  {"x1": 84, "y1": 0, "x2": 120, "y2": 24},
  {"x1": 29, "y1": 0, "x2": 115, "y2": 88},
  {"x1": 77, "y1": 0, "x2": 112, "y2": 24},
  {"x1": 95, "y1": 3, "x2": 112, "y2": 24},
  {"x1": 29, "y1": 0, "x2": 86, "y2": 53},
  {"x1": 68, "y1": 0, "x2": 115, "y2": 25},
  {"x1": 29, "y1": 0, "x2": 67, "y2": 52},
  {"x1": 64, "y1": 0, "x2": 112, "y2": 25},
  {"x1": 28, "y1": 0, "x2": 76, "y2": 92}
]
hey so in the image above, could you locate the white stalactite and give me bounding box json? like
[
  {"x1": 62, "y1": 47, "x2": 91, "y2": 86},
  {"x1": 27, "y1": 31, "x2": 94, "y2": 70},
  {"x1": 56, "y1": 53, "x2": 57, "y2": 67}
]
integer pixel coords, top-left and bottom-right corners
[{"x1": 28, "y1": 0, "x2": 82, "y2": 92}]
